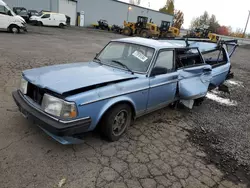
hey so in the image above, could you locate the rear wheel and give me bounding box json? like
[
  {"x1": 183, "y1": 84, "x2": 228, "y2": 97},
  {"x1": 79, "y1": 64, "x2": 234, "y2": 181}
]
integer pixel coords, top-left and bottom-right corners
[
  {"x1": 123, "y1": 27, "x2": 132, "y2": 36},
  {"x1": 59, "y1": 23, "x2": 65, "y2": 28},
  {"x1": 101, "y1": 104, "x2": 132, "y2": 141},
  {"x1": 140, "y1": 30, "x2": 150, "y2": 38},
  {"x1": 9, "y1": 25, "x2": 19, "y2": 34}
]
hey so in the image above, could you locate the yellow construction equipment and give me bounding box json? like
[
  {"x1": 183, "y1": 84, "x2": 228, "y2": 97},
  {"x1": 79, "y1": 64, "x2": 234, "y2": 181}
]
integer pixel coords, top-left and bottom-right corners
[
  {"x1": 159, "y1": 20, "x2": 180, "y2": 38},
  {"x1": 123, "y1": 17, "x2": 179, "y2": 39},
  {"x1": 123, "y1": 16, "x2": 159, "y2": 38},
  {"x1": 208, "y1": 33, "x2": 220, "y2": 42}
]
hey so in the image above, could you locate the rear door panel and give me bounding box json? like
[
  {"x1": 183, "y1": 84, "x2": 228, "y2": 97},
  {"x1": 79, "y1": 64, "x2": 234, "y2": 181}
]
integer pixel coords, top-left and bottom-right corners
[
  {"x1": 210, "y1": 63, "x2": 230, "y2": 86},
  {"x1": 178, "y1": 64, "x2": 212, "y2": 99}
]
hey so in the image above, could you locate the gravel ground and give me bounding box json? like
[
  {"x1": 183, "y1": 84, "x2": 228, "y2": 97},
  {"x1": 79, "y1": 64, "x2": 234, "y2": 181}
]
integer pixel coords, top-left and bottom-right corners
[{"x1": 0, "y1": 26, "x2": 249, "y2": 188}]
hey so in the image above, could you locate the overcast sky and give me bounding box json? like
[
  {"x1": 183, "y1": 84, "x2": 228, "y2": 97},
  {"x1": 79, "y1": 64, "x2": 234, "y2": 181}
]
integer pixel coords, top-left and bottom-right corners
[{"x1": 119, "y1": 0, "x2": 250, "y2": 32}]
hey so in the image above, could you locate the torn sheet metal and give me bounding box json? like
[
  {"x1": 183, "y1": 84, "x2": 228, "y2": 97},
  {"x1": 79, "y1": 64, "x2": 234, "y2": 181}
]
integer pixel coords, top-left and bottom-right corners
[
  {"x1": 180, "y1": 99, "x2": 194, "y2": 109},
  {"x1": 178, "y1": 65, "x2": 212, "y2": 100}
]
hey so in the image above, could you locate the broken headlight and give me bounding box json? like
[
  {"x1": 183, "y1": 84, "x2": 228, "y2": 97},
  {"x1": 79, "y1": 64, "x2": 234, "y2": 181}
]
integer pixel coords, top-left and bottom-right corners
[{"x1": 41, "y1": 94, "x2": 77, "y2": 119}]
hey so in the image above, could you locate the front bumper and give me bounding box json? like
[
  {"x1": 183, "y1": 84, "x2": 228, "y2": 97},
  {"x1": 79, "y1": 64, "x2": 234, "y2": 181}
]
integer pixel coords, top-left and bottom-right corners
[{"x1": 12, "y1": 90, "x2": 91, "y2": 137}]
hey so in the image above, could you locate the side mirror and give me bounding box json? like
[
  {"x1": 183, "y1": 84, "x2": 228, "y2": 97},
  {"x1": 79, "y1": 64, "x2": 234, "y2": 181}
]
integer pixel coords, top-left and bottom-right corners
[
  {"x1": 7, "y1": 10, "x2": 12, "y2": 16},
  {"x1": 151, "y1": 67, "x2": 168, "y2": 77}
]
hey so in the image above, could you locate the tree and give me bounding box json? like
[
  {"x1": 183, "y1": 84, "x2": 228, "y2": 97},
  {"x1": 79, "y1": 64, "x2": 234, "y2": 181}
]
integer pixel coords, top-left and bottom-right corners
[
  {"x1": 208, "y1": 14, "x2": 220, "y2": 33},
  {"x1": 173, "y1": 10, "x2": 184, "y2": 29},
  {"x1": 159, "y1": 0, "x2": 175, "y2": 15},
  {"x1": 217, "y1": 26, "x2": 229, "y2": 36},
  {"x1": 190, "y1": 11, "x2": 220, "y2": 33}
]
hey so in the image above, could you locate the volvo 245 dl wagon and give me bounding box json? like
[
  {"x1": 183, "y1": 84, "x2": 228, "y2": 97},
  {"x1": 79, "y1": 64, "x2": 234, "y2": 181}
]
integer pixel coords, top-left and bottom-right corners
[{"x1": 12, "y1": 37, "x2": 237, "y2": 144}]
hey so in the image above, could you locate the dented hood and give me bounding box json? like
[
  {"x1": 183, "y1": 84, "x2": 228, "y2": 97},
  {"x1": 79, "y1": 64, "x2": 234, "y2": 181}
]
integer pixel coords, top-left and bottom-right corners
[{"x1": 23, "y1": 62, "x2": 137, "y2": 94}]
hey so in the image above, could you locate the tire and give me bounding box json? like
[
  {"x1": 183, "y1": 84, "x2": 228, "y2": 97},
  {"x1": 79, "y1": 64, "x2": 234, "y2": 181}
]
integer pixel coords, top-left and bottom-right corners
[
  {"x1": 59, "y1": 23, "x2": 65, "y2": 29},
  {"x1": 101, "y1": 104, "x2": 132, "y2": 141},
  {"x1": 9, "y1": 25, "x2": 19, "y2": 34},
  {"x1": 123, "y1": 27, "x2": 132, "y2": 36},
  {"x1": 37, "y1": 21, "x2": 43, "y2": 26},
  {"x1": 140, "y1": 30, "x2": 150, "y2": 38}
]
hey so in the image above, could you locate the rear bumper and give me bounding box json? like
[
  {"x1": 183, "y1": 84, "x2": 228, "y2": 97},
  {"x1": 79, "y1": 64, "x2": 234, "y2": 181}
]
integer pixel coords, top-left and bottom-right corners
[{"x1": 12, "y1": 90, "x2": 91, "y2": 136}]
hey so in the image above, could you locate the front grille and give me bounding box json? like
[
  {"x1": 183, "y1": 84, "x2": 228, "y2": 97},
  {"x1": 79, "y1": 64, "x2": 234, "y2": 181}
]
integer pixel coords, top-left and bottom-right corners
[{"x1": 26, "y1": 82, "x2": 45, "y2": 105}]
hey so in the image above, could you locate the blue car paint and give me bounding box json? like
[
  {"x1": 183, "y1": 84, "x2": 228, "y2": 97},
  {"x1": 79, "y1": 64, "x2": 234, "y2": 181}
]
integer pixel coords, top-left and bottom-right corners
[
  {"x1": 66, "y1": 75, "x2": 149, "y2": 131},
  {"x1": 177, "y1": 64, "x2": 212, "y2": 99},
  {"x1": 19, "y1": 38, "x2": 237, "y2": 144},
  {"x1": 23, "y1": 62, "x2": 137, "y2": 95},
  {"x1": 148, "y1": 72, "x2": 178, "y2": 108}
]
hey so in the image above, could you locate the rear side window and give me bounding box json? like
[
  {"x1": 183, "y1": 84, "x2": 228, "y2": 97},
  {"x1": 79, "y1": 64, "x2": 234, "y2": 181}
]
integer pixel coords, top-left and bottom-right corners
[
  {"x1": 202, "y1": 48, "x2": 227, "y2": 66},
  {"x1": 41, "y1": 14, "x2": 50, "y2": 18},
  {"x1": 176, "y1": 48, "x2": 204, "y2": 68}
]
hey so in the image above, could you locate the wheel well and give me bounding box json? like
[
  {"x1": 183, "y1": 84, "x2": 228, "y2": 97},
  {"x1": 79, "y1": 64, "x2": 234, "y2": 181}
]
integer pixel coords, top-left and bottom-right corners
[
  {"x1": 97, "y1": 101, "x2": 136, "y2": 129},
  {"x1": 8, "y1": 24, "x2": 19, "y2": 30}
]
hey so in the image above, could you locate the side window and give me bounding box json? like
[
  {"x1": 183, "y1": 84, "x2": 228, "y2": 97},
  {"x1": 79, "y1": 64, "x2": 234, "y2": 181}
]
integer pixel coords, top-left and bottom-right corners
[
  {"x1": 0, "y1": 5, "x2": 8, "y2": 15},
  {"x1": 41, "y1": 14, "x2": 50, "y2": 19},
  {"x1": 176, "y1": 48, "x2": 204, "y2": 68},
  {"x1": 152, "y1": 50, "x2": 174, "y2": 76},
  {"x1": 202, "y1": 48, "x2": 226, "y2": 66}
]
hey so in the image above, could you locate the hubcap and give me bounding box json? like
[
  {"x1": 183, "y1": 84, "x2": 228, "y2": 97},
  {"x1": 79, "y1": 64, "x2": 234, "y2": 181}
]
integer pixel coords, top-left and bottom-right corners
[
  {"x1": 112, "y1": 110, "x2": 128, "y2": 136},
  {"x1": 12, "y1": 28, "x2": 18, "y2": 33}
]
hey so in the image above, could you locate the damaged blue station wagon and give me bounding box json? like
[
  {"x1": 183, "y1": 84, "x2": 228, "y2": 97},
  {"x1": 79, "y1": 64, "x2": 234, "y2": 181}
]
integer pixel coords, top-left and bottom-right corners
[{"x1": 12, "y1": 37, "x2": 237, "y2": 144}]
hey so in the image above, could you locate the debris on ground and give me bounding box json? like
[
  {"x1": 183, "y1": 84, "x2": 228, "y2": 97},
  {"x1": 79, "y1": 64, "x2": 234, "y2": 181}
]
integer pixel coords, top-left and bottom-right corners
[{"x1": 58, "y1": 178, "x2": 66, "y2": 187}]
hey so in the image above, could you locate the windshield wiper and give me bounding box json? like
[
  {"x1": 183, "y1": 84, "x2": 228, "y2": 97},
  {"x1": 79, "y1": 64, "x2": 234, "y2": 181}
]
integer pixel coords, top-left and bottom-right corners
[
  {"x1": 111, "y1": 60, "x2": 134, "y2": 74},
  {"x1": 93, "y1": 57, "x2": 102, "y2": 65}
]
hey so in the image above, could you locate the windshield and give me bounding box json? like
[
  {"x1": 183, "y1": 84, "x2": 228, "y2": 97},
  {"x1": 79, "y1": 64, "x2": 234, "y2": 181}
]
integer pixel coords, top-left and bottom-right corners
[
  {"x1": 97, "y1": 42, "x2": 155, "y2": 73},
  {"x1": 37, "y1": 12, "x2": 43, "y2": 16},
  {"x1": 0, "y1": 3, "x2": 15, "y2": 16},
  {"x1": 15, "y1": 8, "x2": 27, "y2": 15}
]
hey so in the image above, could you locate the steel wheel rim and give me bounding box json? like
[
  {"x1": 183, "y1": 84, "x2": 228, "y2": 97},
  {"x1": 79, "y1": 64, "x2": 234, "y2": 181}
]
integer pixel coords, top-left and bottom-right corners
[{"x1": 112, "y1": 110, "x2": 128, "y2": 136}]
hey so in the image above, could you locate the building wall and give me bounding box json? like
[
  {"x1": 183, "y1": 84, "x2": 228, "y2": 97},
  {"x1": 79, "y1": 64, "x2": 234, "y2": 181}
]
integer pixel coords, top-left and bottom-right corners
[
  {"x1": 77, "y1": 0, "x2": 173, "y2": 27},
  {"x1": 4, "y1": 0, "x2": 173, "y2": 27},
  {"x1": 4, "y1": 0, "x2": 58, "y2": 12}
]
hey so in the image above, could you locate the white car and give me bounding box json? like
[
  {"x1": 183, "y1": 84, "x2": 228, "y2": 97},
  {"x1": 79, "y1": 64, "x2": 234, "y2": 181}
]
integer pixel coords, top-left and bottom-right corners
[
  {"x1": 0, "y1": 0, "x2": 27, "y2": 33},
  {"x1": 30, "y1": 12, "x2": 67, "y2": 28}
]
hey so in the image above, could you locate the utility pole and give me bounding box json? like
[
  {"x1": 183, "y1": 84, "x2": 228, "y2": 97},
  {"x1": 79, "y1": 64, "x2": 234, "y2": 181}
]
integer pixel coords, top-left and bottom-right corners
[{"x1": 243, "y1": 10, "x2": 250, "y2": 38}]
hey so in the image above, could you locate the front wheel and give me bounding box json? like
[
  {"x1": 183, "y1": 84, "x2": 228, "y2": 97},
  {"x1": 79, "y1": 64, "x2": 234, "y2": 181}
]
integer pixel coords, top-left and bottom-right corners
[
  {"x1": 140, "y1": 30, "x2": 150, "y2": 38},
  {"x1": 10, "y1": 25, "x2": 20, "y2": 34},
  {"x1": 59, "y1": 23, "x2": 65, "y2": 29},
  {"x1": 101, "y1": 104, "x2": 132, "y2": 141}
]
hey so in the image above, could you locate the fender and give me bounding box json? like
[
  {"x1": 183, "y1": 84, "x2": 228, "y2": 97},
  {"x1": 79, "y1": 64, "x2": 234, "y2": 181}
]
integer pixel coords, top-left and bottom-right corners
[{"x1": 95, "y1": 95, "x2": 137, "y2": 126}]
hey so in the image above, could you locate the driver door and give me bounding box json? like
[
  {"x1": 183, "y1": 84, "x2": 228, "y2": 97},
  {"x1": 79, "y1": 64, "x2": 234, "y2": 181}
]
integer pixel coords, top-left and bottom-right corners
[
  {"x1": 0, "y1": 5, "x2": 11, "y2": 29},
  {"x1": 147, "y1": 50, "x2": 179, "y2": 110}
]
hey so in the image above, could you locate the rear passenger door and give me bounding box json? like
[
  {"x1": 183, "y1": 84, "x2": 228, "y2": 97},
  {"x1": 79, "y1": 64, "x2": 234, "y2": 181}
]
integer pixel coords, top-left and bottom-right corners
[
  {"x1": 202, "y1": 48, "x2": 230, "y2": 87},
  {"x1": 147, "y1": 50, "x2": 179, "y2": 110},
  {"x1": 177, "y1": 48, "x2": 212, "y2": 100}
]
